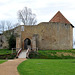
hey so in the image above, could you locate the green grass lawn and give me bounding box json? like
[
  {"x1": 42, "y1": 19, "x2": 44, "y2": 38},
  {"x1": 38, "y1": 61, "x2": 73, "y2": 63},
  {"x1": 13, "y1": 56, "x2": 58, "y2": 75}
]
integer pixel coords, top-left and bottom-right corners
[
  {"x1": 39, "y1": 49, "x2": 75, "y2": 53},
  {"x1": 18, "y1": 59, "x2": 75, "y2": 75},
  {"x1": 0, "y1": 60, "x2": 7, "y2": 64},
  {"x1": 0, "y1": 49, "x2": 16, "y2": 55},
  {"x1": 0, "y1": 49, "x2": 16, "y2": 59}
]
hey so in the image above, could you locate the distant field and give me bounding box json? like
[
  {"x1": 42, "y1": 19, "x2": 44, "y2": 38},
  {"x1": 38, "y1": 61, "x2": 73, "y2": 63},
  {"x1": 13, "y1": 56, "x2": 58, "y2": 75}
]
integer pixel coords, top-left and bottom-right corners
[
  {"x1": 0, "y1": 60, "x2": 7, "y2": 64},
  {"x1": 18, "y1": 59, "x2": 75, "y2": 75}
]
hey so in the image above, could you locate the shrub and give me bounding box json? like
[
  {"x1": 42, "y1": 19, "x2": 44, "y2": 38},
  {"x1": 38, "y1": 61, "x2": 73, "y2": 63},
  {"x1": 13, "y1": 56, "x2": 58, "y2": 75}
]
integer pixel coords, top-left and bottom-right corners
[{"x1": 8, "y1": 34, "x2": 16, "y2": 50}]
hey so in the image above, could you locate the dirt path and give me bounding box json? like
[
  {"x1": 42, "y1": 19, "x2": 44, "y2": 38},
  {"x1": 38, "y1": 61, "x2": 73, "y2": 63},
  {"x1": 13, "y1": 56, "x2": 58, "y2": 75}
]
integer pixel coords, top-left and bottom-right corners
[{"x1": 0, "y1": 58, "x2": 26, "y2": 75}]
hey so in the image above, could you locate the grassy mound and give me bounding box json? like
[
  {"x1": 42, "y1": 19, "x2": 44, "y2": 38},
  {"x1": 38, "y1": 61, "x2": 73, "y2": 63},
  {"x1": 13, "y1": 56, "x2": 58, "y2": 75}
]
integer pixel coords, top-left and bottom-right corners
[{"x1": 29, "y1": 49, "x2": 75, "y2": 59}]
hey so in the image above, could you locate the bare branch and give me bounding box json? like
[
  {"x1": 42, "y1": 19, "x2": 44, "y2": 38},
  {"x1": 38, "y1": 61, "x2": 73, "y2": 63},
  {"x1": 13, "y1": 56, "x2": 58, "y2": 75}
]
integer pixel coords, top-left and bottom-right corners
[
  {"x1": 17, "y1": 7, "x2": 37, "y2": 25},
  {"x1": 0, "y1": 21, "x2": 5, "y2": 33}
]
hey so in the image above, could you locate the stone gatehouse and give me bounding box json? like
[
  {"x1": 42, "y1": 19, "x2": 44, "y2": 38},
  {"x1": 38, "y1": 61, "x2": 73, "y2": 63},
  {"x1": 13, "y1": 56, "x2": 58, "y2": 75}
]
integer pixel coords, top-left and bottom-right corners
[{"x1": 0, "y1": 11, "x2": 74, "y2": 50}]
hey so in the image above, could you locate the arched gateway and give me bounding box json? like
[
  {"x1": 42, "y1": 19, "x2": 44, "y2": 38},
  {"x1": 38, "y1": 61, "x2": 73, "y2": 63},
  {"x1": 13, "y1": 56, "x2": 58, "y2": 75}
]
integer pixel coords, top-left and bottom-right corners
[{"x1": 24, "y1": 38, "x2": 31, "y2": 50}]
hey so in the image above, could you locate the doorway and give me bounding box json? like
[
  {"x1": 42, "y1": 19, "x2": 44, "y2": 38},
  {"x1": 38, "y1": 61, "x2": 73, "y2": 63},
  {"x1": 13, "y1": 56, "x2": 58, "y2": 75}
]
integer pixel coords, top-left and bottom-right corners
[{"x1": 24, "y1": 38, "x2": 31, "y2": 50}]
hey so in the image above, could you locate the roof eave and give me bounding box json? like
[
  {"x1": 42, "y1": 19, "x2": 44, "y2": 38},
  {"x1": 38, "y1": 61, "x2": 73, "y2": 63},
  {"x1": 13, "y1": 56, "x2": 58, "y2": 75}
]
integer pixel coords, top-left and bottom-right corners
[{"x1": 70, "y1": 24, "x2": 74, "y2": 28}]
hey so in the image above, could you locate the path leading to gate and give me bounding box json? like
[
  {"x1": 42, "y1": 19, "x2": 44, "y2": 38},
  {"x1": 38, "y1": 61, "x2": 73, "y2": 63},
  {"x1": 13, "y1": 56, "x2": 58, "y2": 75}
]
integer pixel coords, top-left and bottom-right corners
[{"x1": 0, "y1": 58, "x2": 26, "y2": 75}]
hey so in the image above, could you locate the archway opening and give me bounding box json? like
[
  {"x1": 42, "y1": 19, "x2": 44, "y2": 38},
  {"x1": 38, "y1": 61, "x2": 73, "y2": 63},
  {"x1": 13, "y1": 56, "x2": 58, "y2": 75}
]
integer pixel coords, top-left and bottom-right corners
[{"x1": 24, "y1": 38, "x2": 31, "y2": 50}]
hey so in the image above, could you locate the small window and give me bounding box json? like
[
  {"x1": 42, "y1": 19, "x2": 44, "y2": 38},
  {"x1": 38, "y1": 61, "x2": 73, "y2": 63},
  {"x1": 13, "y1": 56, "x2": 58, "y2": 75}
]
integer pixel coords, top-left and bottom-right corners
[
  {"x1": 21, "y1": 26, "x2": 24, "y2": 31},
  {"x1": 1, "y1": 39, "x2": 2, "y2": 42},
  {"x1": 33, "y1": 34, "x2": 38, "y2": 37},
  {"x1": 0, "y1": 44, "x2": 2, "y2": 47},
  {"x1": 65, "y1": 24, "x2": 67, "y2": 26},
  {"x1": 11, "y1": 32, "x2": 12, "y2": 34}
]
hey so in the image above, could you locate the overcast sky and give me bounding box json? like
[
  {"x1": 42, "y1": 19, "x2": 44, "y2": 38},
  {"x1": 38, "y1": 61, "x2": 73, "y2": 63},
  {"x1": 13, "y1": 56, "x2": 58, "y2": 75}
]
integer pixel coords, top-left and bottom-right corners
[
  {"x1": 0, "y1": 0, "x2": 75, "y2": 24},
  {"x1": 0, "y1": 0, "x2": 75, "y2": 40}
]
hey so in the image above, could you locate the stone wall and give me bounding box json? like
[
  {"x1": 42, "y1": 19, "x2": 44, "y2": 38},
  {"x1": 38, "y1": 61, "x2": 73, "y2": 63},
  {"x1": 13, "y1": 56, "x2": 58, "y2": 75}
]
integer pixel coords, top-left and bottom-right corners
[
  {"x1": 18, "y1": 22, "x2": 73, "y2": 50},
  {"x1": 1, "y1": 22, "x2": 73, "y2": 50},
  {"x1": 0, "y1": 34, "x2": 9, "y2": 49},
  {"x1": 14, "y1": 26, "x2": 21, "y2": 49}
]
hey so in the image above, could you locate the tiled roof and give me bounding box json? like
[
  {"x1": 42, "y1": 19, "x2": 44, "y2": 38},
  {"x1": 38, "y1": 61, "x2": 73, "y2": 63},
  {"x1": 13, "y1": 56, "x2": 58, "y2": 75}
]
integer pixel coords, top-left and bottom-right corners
[{"x1": 49, "y1": 11, "x2": 71, "y2": 24}]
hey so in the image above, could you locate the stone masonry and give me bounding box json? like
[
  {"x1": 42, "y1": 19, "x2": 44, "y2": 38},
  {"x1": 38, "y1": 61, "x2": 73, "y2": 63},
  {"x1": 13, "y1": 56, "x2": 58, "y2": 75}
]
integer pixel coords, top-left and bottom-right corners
[{"x1": 0, "y1": 11, "x2": 74, "y2": 50}]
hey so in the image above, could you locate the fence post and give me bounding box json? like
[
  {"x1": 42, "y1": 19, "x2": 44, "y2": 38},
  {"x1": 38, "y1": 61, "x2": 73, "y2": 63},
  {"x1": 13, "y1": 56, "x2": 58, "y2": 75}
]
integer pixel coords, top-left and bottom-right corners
[
  {"x1": 12, "y1": 48, "x2": 13, "y2": 54},
  {"x1": 37, "y1": 48, "x2": 38, "y2": 52}
]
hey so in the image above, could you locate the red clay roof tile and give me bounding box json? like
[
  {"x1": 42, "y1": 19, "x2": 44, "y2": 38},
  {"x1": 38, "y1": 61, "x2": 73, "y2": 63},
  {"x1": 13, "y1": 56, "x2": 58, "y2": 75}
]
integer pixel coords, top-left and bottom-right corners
[{"x1": 49, "y1": 11, "x2": 71, "y2": 24}]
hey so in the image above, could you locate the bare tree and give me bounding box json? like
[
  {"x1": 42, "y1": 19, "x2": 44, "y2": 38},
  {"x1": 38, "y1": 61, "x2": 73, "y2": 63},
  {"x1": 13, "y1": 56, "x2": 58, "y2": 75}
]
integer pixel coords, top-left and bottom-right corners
[
  {"x1": 18, "y1": 7, "x2": 37, "y2": 25},
  {"x1": 0, "y1": 20, "x2": 13, "y2": 33},
  {"x1": 6, "y1": 21, "x2": 12, "y2": 30},
  {"x1": 0, "y1": 21, "x2": 5, "y2": 33}
]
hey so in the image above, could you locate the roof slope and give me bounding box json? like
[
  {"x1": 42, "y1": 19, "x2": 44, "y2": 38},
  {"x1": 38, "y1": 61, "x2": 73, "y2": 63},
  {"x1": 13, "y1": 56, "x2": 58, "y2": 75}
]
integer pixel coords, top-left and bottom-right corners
[{"x1": 49, "y1": 11, "x2": 71, "y2": 24}]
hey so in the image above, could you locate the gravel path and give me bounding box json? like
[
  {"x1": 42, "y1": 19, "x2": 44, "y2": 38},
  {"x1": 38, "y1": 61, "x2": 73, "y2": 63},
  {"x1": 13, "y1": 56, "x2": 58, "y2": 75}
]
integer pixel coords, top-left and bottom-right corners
[{"x1": 0, "y1": 58, "x2": 26, "y2": 75}]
